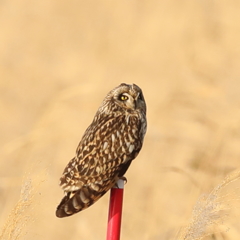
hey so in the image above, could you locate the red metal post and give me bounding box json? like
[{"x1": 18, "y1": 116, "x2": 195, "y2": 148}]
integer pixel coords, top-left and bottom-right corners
[{"x1": 106, "y1": 179, "x2": 124, "y2": 240}]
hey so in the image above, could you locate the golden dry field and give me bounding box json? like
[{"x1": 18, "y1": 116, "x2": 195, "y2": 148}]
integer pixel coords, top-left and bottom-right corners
[{"x1": 1, "y1": 1, "x2": 240, "y2": 239}]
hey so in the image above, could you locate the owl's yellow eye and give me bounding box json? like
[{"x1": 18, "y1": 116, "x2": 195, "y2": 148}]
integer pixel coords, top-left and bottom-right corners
[{"x1": 119, "y1": 94, "x2": 128, "y2": 101}]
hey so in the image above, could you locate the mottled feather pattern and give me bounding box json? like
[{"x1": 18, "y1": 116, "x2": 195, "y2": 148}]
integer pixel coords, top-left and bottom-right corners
[{"x1": 56, "y1": 83, "x2": 147, "y2": 218}]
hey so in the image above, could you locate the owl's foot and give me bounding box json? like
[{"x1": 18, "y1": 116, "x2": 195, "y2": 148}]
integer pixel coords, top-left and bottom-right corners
[
  {"x1": 119, "y1": 176, "x2": 127, "y2": 184},
  {"x1": 114, "y1": 177, "x2": 127, "y2": 188}
]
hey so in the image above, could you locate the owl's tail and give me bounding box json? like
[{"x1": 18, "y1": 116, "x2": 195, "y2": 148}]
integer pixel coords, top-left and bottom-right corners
[{"x1": 56, "y1": 186, "x2": 107, "y2": 218}]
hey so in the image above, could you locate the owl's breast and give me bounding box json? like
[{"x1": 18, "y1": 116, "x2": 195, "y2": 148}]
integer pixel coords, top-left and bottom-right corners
[{"x1": 74, "y1": 113, "x2": 145, "y2": 175}]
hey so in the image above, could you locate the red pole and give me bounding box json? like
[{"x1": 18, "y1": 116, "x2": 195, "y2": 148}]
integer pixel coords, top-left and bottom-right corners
[{"x1": 106, "y1": 179, "x2": 124, "y2": 240}]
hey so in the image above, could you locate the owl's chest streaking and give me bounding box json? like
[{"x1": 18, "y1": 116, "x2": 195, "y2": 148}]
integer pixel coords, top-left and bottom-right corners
[{"x1": 77, "y1": 112, "x2": 145, "y2": 163}]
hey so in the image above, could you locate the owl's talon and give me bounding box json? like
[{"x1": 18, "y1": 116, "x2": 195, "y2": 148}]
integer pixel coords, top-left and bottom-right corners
[
  {"x1": 114, "y1": 177, "x2": 127, "y2": 188},
  {"x1": 120, "y1": 176, "x2": 127, "y2": 184}
]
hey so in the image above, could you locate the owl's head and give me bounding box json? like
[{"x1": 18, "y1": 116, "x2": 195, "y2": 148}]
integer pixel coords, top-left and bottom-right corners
[{"x1": 99, "y1": 83, "x2": 146, "y2": 115}]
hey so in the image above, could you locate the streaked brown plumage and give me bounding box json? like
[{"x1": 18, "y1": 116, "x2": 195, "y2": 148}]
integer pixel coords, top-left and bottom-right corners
[{"x1": 56, "y1": 83, "x2": 147, "y2": 218}]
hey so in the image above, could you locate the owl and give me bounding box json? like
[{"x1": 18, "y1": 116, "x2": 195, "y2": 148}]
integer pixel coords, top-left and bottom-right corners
[{"x1": 56, "y1": 83, "x2": 147, "y2": 218}]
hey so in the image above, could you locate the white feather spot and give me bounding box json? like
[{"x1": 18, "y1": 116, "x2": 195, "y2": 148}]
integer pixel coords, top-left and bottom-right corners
[
  {"x1": 83, "y1": 145, "x2": 89, "y2": 151},
  {"x1": 129, "y1": 144, "x2": 135, "y2": 153},
  {"x1": 90, "y1": 183, "x2": 100, "y2": 191},
  {"x1": 111, "y1": 134, "x2": 115, "y2": 142},
  {"x1": 80, "y1": 191, "x2": 89, "y2": 203},
  {"x1": 64, "y1": 204, "x2": 73, "y2": 214},
  {"x1": 126, "y1": 115, "x2": 130, "y2": 124},
  {"x1": 73, "y1": 197, "x2": 81, "y2": 210},
  {"x1": 116, "y1": 131, "x2": 120, "y2": 137},
  {"x1": 71, "y1": 161, "x2": 76, "y2": 167},
  {"x1": 103, "y1": 141, "x2": 108, "y2": 150},
  {"x1": 64, "y1": 185, "x2": 79, "y2": 192},
  {"x1": 96, "y1": 166, "x2": 101, "y2": 173},
  {"x1": 61, "y1": 182, "x2": 66, "y2": 187}
]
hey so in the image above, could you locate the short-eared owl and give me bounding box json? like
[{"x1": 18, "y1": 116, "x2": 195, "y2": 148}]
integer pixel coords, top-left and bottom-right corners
[{"x1": 56, "y1": 83, "x2": 147, "y2": 218}]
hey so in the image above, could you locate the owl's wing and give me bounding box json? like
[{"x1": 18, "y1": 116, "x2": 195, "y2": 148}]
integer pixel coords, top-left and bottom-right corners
[
  {"x1": 60, "y1": 114, "x2": 142, "y2": 191},
  {"x1": 56, "y1": 115, "x2": 143, "y2": 217}
]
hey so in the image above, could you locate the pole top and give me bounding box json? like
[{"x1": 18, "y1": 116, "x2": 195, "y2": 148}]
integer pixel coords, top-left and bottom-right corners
[{"x1": 113, "y1": 179, "x2": 124, "y2": 189}]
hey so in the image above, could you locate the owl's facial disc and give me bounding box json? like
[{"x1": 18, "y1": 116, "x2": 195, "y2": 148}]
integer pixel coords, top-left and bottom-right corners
[{"x1": 109, "y1": 83, "x2": 146, "y2": 113}]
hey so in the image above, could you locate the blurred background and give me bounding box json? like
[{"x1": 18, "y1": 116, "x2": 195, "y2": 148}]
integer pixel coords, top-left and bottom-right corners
[{"x1": 1, "y1": 0, "x2": 240, "y2": 239}]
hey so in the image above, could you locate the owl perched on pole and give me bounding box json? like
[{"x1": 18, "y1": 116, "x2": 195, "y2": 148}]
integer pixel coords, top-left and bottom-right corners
[{"x1": 56, "y1": 83, "x2": 147, "y2": 218}]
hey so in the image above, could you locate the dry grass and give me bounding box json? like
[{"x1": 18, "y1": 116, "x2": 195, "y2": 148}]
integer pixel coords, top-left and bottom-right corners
[
  {"x1": 177, "y1": 170, "x2": 240, "y2": 240},
  {"x1": 1, "y1": 169, "x2": 239, "y2": 240},
  {"x1": 0, "y1": 178, "x2": 34, "y2": 240},
  {"x1": 0, "y1": 166, "x2": 47, "y2": 240}
]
